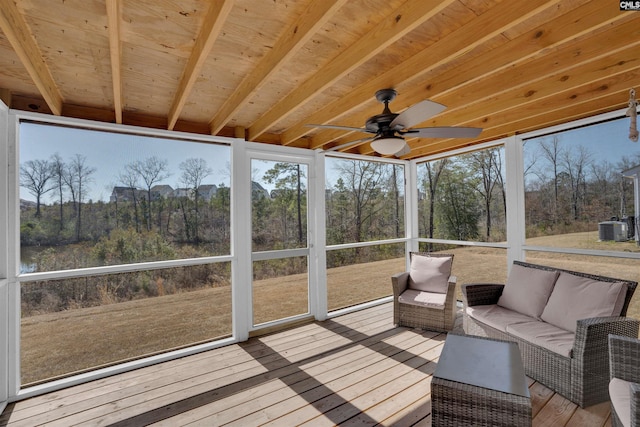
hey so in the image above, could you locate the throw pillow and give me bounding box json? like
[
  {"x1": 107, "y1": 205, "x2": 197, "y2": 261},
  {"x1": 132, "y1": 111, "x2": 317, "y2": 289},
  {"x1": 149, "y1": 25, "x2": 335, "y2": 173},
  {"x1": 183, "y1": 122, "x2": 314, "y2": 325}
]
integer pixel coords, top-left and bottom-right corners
[
  {"x1": 407, "y1": 255, "x2": 452, "y2": 294},
  {"x1": 497, "y1": 264, "x2": 559, "y2": 319},
  {"x1": 541, "y1": 272, "x2": 626, "y2": 332}
]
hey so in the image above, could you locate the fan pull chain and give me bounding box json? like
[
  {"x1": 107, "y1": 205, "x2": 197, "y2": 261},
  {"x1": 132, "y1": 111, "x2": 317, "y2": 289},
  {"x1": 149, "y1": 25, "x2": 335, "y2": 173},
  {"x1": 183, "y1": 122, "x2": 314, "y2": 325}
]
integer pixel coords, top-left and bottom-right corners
[{"x1": 628, "y1": 88, "x2": 638, "y2": 142}]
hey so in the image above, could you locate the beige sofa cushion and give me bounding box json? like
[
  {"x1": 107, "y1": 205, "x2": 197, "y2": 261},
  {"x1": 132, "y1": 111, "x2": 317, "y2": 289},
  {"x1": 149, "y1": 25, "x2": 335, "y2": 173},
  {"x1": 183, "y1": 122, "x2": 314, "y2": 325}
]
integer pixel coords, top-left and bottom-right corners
[
  {"x1": 398, "y1": 289, "x2": 446, "y2": 309},
  {"x1": 465, "y1": 304, "x2": 535, "y2": 333},
  {"x1": 506, "y1": 321, "x2": 575, "y2": 357},
  {"x1": 609, "y1": 377, "x2": 632, "y2": 427},
  {"x1": 541, "y1": 272, "x2": 627, "y2": 332},
  {"x1": 408, "y1": 255, "x2": 452, "y2": 294},
  {"x1": 497, "y1": 264, "x2": 559, "y2": 319}
]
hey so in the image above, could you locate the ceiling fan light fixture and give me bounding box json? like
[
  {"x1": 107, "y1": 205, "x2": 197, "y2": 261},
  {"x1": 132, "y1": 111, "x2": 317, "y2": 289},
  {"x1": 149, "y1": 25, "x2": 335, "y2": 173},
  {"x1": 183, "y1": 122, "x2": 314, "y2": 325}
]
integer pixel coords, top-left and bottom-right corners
[{"x1": 370, "y1": 136, "x2": 406, "y2": 155}]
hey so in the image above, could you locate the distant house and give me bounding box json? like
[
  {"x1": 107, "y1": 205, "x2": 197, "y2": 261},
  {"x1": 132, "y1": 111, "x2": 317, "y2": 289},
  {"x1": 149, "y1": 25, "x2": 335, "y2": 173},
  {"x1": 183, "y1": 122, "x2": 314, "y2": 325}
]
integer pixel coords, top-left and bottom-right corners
[
  {"x1": 110, "y1": 186, "x2": 142, "y2": 203},
  {"x1": 173, "y1": 188, "x2": 190, "y2": 199},
  {"x1": 252, "y1": 181, "x2": 270, "y2": 200},
  {"x1": 20, "y1": 199, "x2": 37, "y2": 211},
  {"x1": 109, "y1": 184, "x2": 217, "y2": 202},
  {"x1": 197, "y1": 184, "x2": 217, "y2": 201},
  {"x1": 150, "y1": 185, "x2": 174, "y2": 200}
]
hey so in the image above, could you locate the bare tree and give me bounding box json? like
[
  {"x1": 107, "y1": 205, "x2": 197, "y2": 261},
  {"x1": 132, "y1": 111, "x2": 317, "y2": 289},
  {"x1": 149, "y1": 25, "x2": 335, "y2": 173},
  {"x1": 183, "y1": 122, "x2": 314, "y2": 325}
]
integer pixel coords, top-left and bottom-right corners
[
  {"x1": 538, "y1": 136, "x2": 563, "y2": 223},
  {"x1": 335, "y1": 160, "x2": 386, "y2": 243},
  {"x1": 179, "y1": 158, "x2": 212, "y2": 243},
  {"x1": 422, "y1": 159, "x2": 448, "y2": 247},
  {"x1": 561, "y1": 146, "x2": 592, "y2": 220},
  {"x1": 66, "y1": 154, "x2": 95, "y2": 241},
  {"x1": 130, "y1": 156, "x2": 171, "y2": 231},
  {"x1": 117, "y1": 165, "x2": 142, "y2": 232},
  {"x1": 469, "y1": 149, "x2": 502, "y2": 240},
  {"x1": 50, "y1": 153, "x2": 66, "y2": 231},
  {"x1": 390, "y1": 165, "x2": 404, "y2": 237},
  {"x1": 263, "y1": 162, "x2": 306, "y2": 244},
  {"x1": 20, "y1": 159, "x2": 54, "y2": 217}
]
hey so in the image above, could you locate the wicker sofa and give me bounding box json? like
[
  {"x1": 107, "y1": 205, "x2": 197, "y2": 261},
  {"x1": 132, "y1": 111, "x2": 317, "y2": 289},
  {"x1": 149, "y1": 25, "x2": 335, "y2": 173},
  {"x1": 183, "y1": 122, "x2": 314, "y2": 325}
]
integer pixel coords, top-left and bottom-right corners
[{"x1": 462, "y1": 261, "x2": 639, "y2": 408}]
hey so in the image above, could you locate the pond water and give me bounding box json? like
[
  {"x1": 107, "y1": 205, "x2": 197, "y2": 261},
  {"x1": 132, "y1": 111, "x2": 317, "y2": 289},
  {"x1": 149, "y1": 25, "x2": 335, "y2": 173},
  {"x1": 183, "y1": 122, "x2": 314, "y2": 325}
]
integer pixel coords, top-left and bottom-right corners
[{"x1": 20, "y1": 246, "x2": 46, "y2": 273}]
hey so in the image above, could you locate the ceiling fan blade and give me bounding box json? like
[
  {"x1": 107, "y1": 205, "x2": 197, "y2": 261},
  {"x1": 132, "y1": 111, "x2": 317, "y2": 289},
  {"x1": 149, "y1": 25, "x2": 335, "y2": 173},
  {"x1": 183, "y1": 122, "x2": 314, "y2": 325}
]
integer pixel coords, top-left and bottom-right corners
[
  {"x1": 405, "y1": 126, "x2": 482, "y2": 138},
  {"x1": 322, "y1": 136, "x2": 373, "y2": 152},
  {"x1": 393, "y1": 142, "x2": 411, "y2": 157},
  {"x1": 389, "y1": 100, "x2": 447, "y2": 130},
  {"x1": 305, "y1": 124, "x2": 373, "y2": 133}
]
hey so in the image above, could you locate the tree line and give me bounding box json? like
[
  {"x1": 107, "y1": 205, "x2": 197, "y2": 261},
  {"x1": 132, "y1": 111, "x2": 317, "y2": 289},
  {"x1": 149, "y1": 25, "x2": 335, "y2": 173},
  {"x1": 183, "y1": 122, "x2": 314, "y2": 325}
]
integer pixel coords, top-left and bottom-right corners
[
  {"x1": 524, "y1": 136, "x2": 638, "y2": 236},
  {"x1": 419, "y1": 147, "x2": 507, "y2": 246},
  {"x1": 21, "y1": 140, "x2": 637, "y2": 315},
  {"x1": 416, "y1": 140, "x2": 638, "y2": 247}
]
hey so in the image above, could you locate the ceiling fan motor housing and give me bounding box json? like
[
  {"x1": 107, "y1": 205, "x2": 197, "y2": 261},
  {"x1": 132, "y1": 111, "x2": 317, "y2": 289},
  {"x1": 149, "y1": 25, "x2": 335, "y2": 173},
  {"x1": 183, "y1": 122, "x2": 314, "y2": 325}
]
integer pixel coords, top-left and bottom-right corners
[{"x1": 365, "y1": 113, "x2": 399, "y2": 132}]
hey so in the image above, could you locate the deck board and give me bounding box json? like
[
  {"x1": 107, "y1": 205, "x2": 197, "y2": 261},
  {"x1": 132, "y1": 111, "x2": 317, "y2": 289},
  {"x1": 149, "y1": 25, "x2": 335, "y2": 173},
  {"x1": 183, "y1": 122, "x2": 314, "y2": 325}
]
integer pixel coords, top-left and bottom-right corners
[{"x1": 0, "y1": 302, "x2": 613, "y2": 426}]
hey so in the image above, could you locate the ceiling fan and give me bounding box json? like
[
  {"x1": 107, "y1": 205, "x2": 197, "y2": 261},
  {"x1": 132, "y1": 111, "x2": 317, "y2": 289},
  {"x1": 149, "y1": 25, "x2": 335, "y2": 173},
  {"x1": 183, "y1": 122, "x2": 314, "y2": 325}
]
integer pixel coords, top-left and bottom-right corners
[{"x1": 307, "y1": 89, "x2": 482, "y2": 156}]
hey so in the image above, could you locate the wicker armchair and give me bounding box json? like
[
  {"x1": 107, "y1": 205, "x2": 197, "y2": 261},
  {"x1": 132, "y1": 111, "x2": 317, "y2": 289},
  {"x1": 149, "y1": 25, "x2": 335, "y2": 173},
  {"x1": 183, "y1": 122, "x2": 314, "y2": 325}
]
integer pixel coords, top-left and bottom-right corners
[
  {"x1": 609, "y1": 334, "x2": 640, "y2": 427},
  {"x1": 391, "y1": 252, "x2": 456, "y2": 332}
]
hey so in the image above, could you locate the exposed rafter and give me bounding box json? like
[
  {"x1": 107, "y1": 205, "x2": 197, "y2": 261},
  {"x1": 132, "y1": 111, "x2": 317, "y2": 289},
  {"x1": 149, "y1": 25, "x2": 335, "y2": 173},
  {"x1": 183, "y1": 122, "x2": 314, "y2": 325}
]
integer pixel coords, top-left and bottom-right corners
[
  {"x1": 0, "y1": 0, "x2": 638, "y2": 160},
  {"x1": 292, "y1": 0, "x2": 559, "y2": 151},
  {"x1": 0, "y1": 0, "x2": 62, "y2": 115},
  {"x1": 0, "y1": 88, "x2": 11, "y2": 106},
  {"x1": 106, "y1": 0, "x2": 123, "y2": 124},
  {"x1": 246, "y1": 0, "x2": 456, "y2": 141},
  {"x1": 310, "y1": 0, "x2": 629, "y2": 154},
  {"x1": 389, "y1": 11, "x2": 640, "y2": 156},
  {"x1": 209, "y1": 0, "x2": 348, "y2": 136},
  {"x1": 167, "y1": 0, "x2": 234, "y2": 130}
]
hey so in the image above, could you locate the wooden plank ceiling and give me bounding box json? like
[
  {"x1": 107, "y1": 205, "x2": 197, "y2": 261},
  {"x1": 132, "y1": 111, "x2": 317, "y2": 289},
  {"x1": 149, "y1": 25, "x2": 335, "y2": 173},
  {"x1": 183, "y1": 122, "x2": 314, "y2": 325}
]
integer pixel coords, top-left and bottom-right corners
[{"x1": 0, "y1": 0, "x2": 639, "y2": 160}]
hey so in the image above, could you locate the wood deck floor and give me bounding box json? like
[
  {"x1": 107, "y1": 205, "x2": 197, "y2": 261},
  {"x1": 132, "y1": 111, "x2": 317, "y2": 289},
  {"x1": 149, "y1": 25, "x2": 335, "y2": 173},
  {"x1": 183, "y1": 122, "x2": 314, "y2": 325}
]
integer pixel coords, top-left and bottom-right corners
[{"x1": 0, "y1": 303, "x2": 613, "y2": 426}]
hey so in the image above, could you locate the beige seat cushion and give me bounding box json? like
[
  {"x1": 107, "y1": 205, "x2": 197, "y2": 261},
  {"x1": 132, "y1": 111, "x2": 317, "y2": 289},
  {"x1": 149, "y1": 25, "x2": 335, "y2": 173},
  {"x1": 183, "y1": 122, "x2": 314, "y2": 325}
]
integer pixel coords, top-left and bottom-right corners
[
  {"x1": 497, "y1": 264, "x2": 559, "y2": 319},
  {"x1": 609, "y1": 377, "x2": 632, "y2": 427},
  {"x1": 506, "y1": 321, "x2": 575, "y2": 357},
  {"x1": 465, "y1": 304, "x2": 536, "y2": 333},
  {"x1": 398, "y1": 289, "x2": 446, "y2": 309},
  {"x1": 541, "y1": 272, "x2": 627, "y2": 332},
  {"x1": 408, "y1": 255, "x2": 452, "y2": 293}
]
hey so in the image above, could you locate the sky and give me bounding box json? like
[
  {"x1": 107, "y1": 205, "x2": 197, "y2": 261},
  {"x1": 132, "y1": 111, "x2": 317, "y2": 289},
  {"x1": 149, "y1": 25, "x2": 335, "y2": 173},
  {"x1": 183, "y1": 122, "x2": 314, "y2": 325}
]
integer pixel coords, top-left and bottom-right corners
[
  {"x1": 18, "y1": 114, "x2": 639, "y2": 203},
  {"x1": 523, "y1": 116, "x2": 640, "y2": 170},
  {"x1": 19, "y1": 122, "x2": 231, "y2": 202}
]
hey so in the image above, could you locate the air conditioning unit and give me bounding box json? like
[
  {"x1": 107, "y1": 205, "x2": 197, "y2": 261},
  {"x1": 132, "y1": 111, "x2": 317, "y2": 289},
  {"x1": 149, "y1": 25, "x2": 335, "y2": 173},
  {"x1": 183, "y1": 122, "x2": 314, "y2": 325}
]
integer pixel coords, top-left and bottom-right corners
[{"x1": 598, "y1": 221, "x2": 628, "y2": 242}]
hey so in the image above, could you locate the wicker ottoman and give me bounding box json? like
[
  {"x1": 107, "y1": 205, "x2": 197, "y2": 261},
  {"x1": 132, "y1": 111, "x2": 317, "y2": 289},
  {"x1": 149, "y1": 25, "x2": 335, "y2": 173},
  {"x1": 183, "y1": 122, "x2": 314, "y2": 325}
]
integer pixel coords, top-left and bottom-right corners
[{"x1": 432, "y1": 334, "x2": 531, "y2": 426}]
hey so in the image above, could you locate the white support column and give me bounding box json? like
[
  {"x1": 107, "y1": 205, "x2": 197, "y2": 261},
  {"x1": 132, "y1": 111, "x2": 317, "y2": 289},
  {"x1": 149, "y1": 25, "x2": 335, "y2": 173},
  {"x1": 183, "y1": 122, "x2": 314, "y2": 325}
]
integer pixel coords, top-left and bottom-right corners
[
  {"x1": 0, "y1": 97, "x2": 9, "y2": 410},
  {"x1": 231, "y1": 139, "x2": 251, "y2": 341},
  {"x1": 504, "y1": 135, "x2": 526, "y2": 268},
  {"x1": 634, "y1": 175, "x2": 640, "y2": 245},
  {"x1": 622, "y1": 166, "x2": 640, "y2": 245},
  {"x1": 311, "y1": 152, "x2": 327, "y2": 321},
  {"x1": 407, "y1": 159, "x2": 419, "y2": 266},
  {"x1": 5, "y1": 108, "x2": 20, "y2": 402}
]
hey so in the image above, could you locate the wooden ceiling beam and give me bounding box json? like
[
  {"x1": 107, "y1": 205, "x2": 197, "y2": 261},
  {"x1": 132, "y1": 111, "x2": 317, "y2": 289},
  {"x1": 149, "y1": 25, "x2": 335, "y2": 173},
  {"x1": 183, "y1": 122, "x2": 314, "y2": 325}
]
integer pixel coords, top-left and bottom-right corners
[
  {"x1": 405, "y1": 70, "x2": 640, "y2": 159},
  {"x1": 358, "y1": 57, "x2": 640, "y2": 158},
  {"x1": 247, "y1": 0, "x2": 457, "y2": 141},
  {"x1": 316, "y1": 0, "x2": 627, "y2": 152},
  {"x1": 0, "y1": 0, "x2": 62, "y2": 115},
  {"x1": 209, "y1": 0, "x2": 348, "y2": 136},
  {"x1": 419, "y1": 2, "x2": 630, "y2": 106},
  {"x1": 410, "y1": 44, "x2": 640, "y2": 138},
  {"x1": 167, "y1": 0, "x2": 234, "y2": 130},
  {"x1": 106, "y1": 0, "x2": 123, "y2": 124},
  {"x1": 404, "y1": 91, "x2": 625, "y2": 160},
  {"x1": 285, "y1": 0, "x2": 561, "y2": 149},
  {"x1": 314, "y1": 2, "x2": 640, "y2": 154},
  {"x1": 0, "y1": 88, "x2": 11, "y2": 106},
  {"x1": 351, "y1": 2, "x2": 635, "y2": 156}
]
